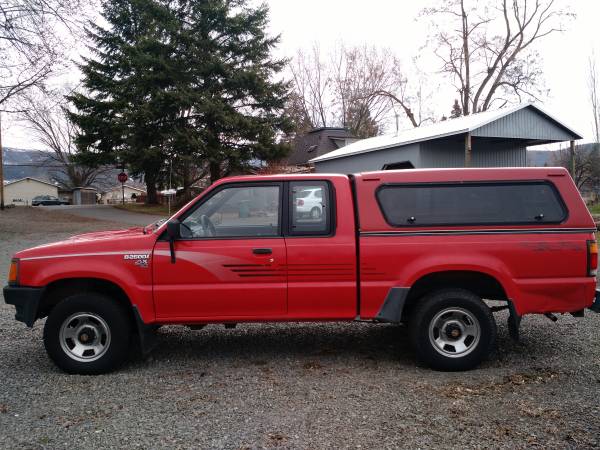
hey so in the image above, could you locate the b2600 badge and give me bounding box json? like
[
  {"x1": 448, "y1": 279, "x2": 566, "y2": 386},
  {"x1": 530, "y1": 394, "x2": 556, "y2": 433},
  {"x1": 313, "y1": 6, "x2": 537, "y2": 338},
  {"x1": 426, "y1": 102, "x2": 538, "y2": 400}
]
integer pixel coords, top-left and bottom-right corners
[{"x1": 124, "y1": 254, "x2": 150, "y2": 267}]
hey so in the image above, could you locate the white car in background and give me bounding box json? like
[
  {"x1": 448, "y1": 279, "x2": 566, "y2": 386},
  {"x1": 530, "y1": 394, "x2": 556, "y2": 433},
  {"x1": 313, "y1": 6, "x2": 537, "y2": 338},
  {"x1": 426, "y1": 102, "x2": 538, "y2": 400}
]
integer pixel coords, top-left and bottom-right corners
[{"x1": 295, "y1": 187, "x2": 323, "y2": 219}]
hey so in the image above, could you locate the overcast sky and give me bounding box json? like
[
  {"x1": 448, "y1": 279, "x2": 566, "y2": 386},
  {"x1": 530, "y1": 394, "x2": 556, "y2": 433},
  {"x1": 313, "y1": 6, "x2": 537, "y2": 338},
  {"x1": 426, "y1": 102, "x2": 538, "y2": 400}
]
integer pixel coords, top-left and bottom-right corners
[{"x1": 3, "y1": 0, "x2": 599, "y2": 149}]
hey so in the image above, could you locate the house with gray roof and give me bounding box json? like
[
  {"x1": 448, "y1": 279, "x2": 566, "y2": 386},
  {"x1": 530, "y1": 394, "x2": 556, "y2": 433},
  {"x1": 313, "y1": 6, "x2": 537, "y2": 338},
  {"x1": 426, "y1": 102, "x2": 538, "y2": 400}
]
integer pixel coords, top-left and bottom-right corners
[{"x1": 287, "y1": 127, "x2": 359, "y2": 167}]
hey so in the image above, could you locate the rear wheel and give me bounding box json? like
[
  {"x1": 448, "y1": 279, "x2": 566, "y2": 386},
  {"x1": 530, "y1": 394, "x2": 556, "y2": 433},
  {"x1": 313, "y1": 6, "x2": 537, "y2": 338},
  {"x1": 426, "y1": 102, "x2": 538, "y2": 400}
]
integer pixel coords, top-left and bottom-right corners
[
  {"x1": 408, "y1": 288, "x2": 496, "y2": 371},
  {"x1": 310, "y1": 206, "x2": 322, "y2": 219},
  {"x1": 43, "y1": 293, "x2": 132, "y2": 374}
]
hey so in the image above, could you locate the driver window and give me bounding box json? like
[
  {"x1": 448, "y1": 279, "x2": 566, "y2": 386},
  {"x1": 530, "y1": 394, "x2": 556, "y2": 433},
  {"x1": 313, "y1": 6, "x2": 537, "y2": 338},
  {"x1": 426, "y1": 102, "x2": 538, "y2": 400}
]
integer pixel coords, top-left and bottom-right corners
[{"x1": 181, "y1": 185, "x2": 280, "y2": 238}]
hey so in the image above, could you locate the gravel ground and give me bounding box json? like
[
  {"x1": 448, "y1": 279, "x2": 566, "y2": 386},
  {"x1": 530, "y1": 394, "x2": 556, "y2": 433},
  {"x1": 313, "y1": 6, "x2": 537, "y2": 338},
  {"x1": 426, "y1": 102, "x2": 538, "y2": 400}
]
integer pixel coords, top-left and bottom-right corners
[
  {"x1": 1, "y1": 207, "x2": 599, "y2": 449},
  {"x1": 40, "y1": 204, "x2": 164, "y2": 226}
]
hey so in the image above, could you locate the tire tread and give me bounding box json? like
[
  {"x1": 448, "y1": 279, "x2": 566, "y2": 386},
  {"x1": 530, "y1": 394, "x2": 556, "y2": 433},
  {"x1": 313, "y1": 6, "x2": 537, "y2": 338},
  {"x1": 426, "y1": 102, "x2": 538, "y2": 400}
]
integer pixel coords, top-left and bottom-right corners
[{"x1": 43, "y1": 293, "x2": 131, "y2": 374}]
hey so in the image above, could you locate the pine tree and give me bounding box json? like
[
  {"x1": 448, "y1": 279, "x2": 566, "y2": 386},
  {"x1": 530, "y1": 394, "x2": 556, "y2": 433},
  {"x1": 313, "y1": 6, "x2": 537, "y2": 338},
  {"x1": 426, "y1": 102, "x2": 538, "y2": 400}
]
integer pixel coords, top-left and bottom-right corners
[
  {"x1": 69, "y1": 0, "x2": 181, "y2": 203},
  {"x1": 70, "y1": 0, "x2": 292, "y2": 203},
  {"x1": 176, "y1": 0, "x2": 292, "y2": 182}
]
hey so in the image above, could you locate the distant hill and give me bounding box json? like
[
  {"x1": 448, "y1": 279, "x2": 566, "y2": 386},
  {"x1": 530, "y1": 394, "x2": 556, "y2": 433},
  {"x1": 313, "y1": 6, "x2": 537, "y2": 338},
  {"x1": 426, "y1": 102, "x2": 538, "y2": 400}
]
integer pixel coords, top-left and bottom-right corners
[
  {"x1": 2, "y1": 147, "x2": 142, "y2": 192},
  {"x1": 527, "y1": 150, "x2": 556, "y2": 167},
  {"x1": 2, "y1": 147, "x2": 54, "y2": 181},
  {"x1": 527, "y1": 144, "x2": 600, "y2": 168}
]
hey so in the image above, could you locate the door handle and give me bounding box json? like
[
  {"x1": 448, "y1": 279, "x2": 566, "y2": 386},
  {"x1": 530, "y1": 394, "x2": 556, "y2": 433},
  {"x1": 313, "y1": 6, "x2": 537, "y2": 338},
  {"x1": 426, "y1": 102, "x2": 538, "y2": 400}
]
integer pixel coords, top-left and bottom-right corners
[{"x1": 252, "y1": 248, "x2": 272, "y2": 255}]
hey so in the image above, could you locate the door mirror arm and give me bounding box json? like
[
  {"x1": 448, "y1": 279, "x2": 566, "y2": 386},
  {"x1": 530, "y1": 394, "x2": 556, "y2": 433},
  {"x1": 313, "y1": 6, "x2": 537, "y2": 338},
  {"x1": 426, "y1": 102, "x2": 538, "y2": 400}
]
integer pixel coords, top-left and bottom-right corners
[{"x1": 166, "y1": 219, "x2": 181, "y2": 264}]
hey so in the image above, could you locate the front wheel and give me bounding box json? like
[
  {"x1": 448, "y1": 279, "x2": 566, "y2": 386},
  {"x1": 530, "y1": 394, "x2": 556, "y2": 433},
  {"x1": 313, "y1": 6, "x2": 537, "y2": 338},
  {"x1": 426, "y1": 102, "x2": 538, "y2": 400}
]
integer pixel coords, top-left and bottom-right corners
[
  {"x1": 408, "y1": 289, "x2": 496, "y2": 371},
  {"x1": 43, "y1": 293, "x2": 132, "y2": 374}
]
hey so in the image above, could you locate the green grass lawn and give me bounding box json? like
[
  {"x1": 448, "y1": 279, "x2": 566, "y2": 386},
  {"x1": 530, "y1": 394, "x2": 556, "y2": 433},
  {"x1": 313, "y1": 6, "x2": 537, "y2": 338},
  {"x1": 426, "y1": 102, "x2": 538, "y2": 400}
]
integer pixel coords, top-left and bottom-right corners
[{"x1": 113, "y1": 203, "x2": 172, "y2": 216}]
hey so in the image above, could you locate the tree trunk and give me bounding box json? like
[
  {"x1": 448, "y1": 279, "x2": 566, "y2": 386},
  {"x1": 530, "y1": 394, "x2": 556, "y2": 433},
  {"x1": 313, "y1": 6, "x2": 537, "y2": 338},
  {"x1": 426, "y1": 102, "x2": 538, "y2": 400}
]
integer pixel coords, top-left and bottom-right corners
[
  {"x1": 181, "y1": 165, "x2": 193, "y2": 202},
  {"x1": 181, "y1": 172, "x2": 193, "y2": 203},
  {"x1": 145, "y1": 171, "x2": 158, "y2": 204},
  {"x1": 209, "y1": 161, "x2": 221, "y2": 184},
  {"x1": 460, "y1": 0, "x2": 470, "y2": 115}
]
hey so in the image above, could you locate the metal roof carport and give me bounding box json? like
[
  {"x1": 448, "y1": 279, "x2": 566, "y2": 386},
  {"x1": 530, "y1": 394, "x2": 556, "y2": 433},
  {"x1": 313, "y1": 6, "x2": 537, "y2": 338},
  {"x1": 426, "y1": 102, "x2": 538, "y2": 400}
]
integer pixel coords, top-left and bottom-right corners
[{"x1": 309, "y1": 103, "x2": 582, "y2": 173}]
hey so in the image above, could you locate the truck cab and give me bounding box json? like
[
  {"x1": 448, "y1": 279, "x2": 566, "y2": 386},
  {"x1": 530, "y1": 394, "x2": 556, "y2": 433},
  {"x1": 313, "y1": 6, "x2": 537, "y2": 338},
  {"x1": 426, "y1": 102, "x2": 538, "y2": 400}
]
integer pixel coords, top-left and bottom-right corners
[{"x1": 4, "y1": 168, "x2": 600, "y2": 374}]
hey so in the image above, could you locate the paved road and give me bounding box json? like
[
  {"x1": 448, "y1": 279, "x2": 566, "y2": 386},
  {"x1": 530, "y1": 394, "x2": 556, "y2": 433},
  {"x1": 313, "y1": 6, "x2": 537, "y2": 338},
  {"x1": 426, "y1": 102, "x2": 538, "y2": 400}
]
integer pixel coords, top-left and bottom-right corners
[{"x1": 42, "y1": 205, "x2": 165, "y2": 226}]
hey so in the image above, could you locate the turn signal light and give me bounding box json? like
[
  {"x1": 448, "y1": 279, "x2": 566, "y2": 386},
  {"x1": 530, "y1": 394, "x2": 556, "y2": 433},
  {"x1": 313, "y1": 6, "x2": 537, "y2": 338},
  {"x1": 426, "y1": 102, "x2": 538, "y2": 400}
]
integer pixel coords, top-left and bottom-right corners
[
  {"x1": 587, "y1": 240, "x2": 598, "y2": 277},
  {"x1": 8, "y1": 259, "x2": 18, "y2": 285}
]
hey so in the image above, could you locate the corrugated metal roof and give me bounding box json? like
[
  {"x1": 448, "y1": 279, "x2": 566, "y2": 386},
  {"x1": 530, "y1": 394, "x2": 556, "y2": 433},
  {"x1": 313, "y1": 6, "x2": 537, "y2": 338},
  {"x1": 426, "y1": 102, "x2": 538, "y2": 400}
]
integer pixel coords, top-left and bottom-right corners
[{"x1": 309, "y1": 103, "x2": 582, "y2": 163}]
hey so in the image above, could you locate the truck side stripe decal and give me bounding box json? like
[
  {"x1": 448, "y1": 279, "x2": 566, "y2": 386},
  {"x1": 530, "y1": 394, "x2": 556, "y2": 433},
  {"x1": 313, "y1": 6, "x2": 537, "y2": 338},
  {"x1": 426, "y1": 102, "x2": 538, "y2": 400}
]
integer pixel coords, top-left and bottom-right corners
[{"x1": 19, "y1": 251, "x2": 141, "y2": 261}]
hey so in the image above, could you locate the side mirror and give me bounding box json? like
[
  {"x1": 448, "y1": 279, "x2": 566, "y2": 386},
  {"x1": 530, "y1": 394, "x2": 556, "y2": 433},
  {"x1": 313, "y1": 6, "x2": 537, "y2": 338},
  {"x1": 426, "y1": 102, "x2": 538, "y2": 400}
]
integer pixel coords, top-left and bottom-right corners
[{"x1": 166, "y1": 219, "x2": 181, "y2": 263}]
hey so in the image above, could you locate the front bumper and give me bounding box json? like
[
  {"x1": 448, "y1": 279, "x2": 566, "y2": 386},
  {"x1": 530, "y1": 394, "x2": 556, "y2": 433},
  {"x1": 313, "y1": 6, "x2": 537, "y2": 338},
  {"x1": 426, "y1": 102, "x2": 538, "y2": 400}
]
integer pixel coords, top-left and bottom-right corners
[
  {"x1": 590, "y1": 290, "x2": 600, "y2": 313},
  {"x1": 3, "y1": 285, "x2": 44, "y2": 327}
]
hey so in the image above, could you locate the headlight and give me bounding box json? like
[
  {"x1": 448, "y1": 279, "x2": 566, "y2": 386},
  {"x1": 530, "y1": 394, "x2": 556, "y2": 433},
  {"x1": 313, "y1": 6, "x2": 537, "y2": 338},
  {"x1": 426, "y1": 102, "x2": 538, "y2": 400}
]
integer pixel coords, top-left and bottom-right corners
[{"x1": 8, "y1": 259, "x2": 18, "y2": 285}]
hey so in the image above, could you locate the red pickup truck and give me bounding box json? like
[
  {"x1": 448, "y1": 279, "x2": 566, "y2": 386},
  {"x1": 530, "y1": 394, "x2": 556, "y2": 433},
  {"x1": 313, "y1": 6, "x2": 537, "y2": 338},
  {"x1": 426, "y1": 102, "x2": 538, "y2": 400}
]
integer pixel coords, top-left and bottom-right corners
[{"x1": 4, "y1": 168, "x2": 600, "y2": 374}]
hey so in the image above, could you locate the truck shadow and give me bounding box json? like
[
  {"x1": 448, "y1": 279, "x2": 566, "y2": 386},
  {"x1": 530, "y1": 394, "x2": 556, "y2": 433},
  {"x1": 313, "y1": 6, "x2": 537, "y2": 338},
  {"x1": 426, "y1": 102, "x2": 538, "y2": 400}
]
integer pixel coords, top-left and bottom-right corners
[
  {"x1": 143, "y1": 322, "x2": 413, "y2": 366},
  {"x1": 126, "y1": 317, "x2": 580, "y2": 372}
]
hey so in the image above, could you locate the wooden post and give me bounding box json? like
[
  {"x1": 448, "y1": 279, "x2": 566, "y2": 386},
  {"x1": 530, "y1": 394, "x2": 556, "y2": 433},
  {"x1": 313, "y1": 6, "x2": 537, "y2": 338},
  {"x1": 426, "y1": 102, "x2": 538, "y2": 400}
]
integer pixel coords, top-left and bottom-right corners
[
  {"x1": 465, "y1": 133, "x2": 472, "y2": 167},
  {"x1": 569, "y1": 140, "x2": 576, "y2": 177}
]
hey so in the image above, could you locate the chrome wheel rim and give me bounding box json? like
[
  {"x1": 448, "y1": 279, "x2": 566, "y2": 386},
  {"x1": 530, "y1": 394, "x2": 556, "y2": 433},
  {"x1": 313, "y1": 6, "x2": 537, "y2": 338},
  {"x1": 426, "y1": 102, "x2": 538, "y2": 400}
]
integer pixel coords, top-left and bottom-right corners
[
  {"x1": 59, "y1": 312, "x2": 111, "y2": 362},
  {"x1": 428, "y1": 307, "x2": 480, "y2": 358}
]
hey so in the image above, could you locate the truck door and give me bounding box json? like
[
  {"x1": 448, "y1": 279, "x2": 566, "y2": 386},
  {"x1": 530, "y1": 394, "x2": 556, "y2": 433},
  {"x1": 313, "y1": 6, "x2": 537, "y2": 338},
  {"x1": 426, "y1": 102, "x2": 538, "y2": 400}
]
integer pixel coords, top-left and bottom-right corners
[
  {"x1": 284, "y1": 180, "x2": 357, "y2": 319},
  {"x1": 152, "y1": 182, "x2": 287, "y2": 319}
]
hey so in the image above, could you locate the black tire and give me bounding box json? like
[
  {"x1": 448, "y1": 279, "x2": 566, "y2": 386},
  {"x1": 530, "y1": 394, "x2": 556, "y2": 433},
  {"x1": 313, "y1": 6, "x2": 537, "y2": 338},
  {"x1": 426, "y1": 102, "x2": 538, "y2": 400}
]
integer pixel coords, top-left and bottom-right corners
[
  {"x1": 310, "y1": 207, "x2": 322, "y2": 219},
  {"x1": 408, "y1": 288, "x2": 496, "y2": 371},
  {"x1": 43, "y1": 293, "x2": 132, "y2": 374}
]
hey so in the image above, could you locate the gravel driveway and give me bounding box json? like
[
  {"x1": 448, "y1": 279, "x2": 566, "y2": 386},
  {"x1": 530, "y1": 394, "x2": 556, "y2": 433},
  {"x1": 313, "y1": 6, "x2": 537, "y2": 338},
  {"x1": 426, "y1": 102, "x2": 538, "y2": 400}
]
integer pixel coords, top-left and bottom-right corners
[
  {"x1": 41, "y1": 204, "x2": 164, "y2": 226},
  {"x1": 1, "y1": 207, "x2": 599, "y2": 449}
]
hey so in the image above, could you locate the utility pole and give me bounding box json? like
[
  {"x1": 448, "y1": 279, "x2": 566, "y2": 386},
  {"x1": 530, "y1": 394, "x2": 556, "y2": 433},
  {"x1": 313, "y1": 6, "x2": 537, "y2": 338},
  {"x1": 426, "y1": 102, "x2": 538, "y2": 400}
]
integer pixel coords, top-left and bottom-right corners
[
  {"x1": 168, "y1": 158, "x2": 172, "y2": 216},
  {"x1": 121, "y1": 158, "x2": 125, "y2": 205},
  {"x1": 0, "y1": 111, "x2": 4, "y2": 211}
]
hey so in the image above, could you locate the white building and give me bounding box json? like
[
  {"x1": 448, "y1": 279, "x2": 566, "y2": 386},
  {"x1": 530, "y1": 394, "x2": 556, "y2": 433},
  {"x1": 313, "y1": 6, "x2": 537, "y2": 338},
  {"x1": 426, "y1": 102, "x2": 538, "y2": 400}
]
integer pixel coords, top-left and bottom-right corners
[
  {"x1": 101, "y1": 184, "x2": 146, "y2": 204},
  {"x1": 3, "y1": 178, "x2": 59, "y2": 206}
]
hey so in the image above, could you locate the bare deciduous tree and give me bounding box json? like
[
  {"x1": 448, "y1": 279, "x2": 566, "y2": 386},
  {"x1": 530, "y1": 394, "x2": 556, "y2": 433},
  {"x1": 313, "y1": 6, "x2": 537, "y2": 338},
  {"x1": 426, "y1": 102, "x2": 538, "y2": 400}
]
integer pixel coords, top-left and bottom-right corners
[
  {"x1": 552, "y1": 143, "x2": 600, "y2": 191},
  {"x1": 368, "y1": 62, "x2": 436, "y2": 129},
  {"x1": 0, "y1": 0, "x2": 90, "y2": 208},
  {"x1": 17, "y1": 90, "x2": 105, "y2": 188},
  {"x1": 288, "y1": 44, "x2": 428, "y2": 137},
  {"x1": 423, "y1": 0, "x2": 573, "y2": 115},
  {"x1": 331, "y1": 45, "x2": 396, "y2": 137},
  {"x1": 288, "y1": 45, "x2": 336, "y2": 130},
  {"x1": 589, "y1": 53, "x2": 600, "y2": 144},
  {"x1": 0, "y1": 0, "x2": 87, "y2": 108}
]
